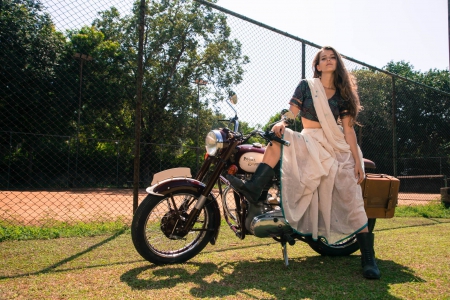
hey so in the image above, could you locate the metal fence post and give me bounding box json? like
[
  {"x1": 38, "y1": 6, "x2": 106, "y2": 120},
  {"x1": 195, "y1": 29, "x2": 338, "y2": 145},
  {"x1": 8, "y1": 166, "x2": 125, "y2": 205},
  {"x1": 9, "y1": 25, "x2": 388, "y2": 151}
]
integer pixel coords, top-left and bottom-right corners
[
  {"x1": 301, "y1": 42, "x2": 306, "y2": 80},
  {"x1": 73, "y1": 53, "x2": 92, "y2": 187},
  {"x1": 392, "y1": 76, "x2": 397, "y2": 177},
  {"x1": 116, "y1": 141, "x2": 120, "y2": 188},
  {"x1": 7, "y1": 131, "x2": 12, "y2": 189},
  {"x1": 133, "y1": 0, "x2": 147, "y2": 213},
  {"x1": 194, "y1": 79, "x2": 207, "y2": 174},
  {"x1": 67, "y1": 137, "x2": 71, "y2": 188}
]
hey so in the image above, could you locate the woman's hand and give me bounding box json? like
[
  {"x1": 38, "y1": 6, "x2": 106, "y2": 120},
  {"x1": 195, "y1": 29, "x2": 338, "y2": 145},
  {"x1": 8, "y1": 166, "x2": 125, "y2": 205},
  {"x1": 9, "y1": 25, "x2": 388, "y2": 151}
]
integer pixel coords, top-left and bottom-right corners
[
  {"x1": 272, "y1": 121, "x2": 286, "y2": 138},
  {"x1": 355, "y1": 163, "x2": 365, "y2": 185}
]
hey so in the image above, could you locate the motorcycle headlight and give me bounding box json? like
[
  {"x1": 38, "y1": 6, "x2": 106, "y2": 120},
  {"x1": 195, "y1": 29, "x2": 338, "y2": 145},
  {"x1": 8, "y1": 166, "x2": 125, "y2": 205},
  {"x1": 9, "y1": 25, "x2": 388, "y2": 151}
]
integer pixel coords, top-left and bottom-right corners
[{"x1": 205, "y1": 130, "x2": 224, "y2": 156}]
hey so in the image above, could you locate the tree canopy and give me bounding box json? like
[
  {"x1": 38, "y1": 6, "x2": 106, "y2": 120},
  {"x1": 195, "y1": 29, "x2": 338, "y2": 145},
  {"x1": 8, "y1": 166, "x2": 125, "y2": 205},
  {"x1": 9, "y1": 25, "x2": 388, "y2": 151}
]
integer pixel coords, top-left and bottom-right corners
[
  {"x1": 0, "y1": 0, "x2": 251, "y2": 187},
  {"x1": 0, "y1": 0, "x2": 66, "y2": 134}
]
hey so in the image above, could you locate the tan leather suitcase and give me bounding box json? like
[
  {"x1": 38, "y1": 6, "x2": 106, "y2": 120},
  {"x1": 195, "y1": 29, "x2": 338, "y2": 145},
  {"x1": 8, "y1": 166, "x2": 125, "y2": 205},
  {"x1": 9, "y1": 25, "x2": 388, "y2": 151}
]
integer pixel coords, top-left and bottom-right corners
[{"x1": 360, "y1": 173, "x2": 400, "y2": 218}]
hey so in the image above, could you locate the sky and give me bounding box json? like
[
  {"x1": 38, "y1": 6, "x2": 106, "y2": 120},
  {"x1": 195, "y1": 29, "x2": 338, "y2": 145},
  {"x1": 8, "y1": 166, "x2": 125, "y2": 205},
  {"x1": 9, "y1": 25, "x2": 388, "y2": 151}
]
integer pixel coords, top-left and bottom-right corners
[{"x1": 216, "y1": 0, "x2": 449, "y2": 72}]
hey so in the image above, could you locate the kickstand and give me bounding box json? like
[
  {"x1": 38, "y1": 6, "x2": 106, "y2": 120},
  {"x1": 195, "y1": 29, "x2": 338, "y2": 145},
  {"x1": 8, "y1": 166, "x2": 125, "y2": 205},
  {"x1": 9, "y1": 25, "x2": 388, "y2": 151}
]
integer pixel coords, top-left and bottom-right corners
[
  {"x1": 281, "y1": 234, "x2": 295, "y2": 267},
  {"x1": 281, "y1": 242, "x2": 289, "y2": 267}
]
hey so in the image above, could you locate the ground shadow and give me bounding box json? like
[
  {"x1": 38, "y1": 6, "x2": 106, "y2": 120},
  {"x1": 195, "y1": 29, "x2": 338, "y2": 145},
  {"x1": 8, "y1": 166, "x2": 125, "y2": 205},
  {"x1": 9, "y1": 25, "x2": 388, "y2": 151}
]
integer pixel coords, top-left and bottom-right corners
[{"x1": 121, "y1": 255, "x2": 423, "y2": 299}]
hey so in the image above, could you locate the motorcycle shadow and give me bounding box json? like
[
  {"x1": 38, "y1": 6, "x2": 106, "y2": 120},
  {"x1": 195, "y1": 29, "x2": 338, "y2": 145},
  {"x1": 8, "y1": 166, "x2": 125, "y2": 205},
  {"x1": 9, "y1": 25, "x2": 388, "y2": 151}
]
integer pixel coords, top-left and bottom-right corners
[{"x1": 120, "y1": 255, "x2": 423, "y2": 299}]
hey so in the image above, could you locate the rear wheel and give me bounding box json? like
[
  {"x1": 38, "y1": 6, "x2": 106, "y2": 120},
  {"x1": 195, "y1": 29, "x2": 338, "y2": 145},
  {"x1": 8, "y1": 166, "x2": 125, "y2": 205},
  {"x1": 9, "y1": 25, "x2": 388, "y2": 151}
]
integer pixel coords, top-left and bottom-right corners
[
  {"x1": 307, "y1": 218, "x2": 376, "y2": 256},
  {"x1": 131, "y1": 191, "x2": 216, "y2": 264}
]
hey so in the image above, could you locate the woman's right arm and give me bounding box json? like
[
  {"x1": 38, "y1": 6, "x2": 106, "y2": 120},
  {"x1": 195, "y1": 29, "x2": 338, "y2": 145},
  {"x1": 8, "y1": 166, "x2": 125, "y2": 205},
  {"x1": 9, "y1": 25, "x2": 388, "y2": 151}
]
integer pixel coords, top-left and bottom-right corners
[
  {"x1": 289, "y1": 104, "x2": 300, "y2": 117},
  {"x1": 272, "y1": 104, "x2": 300, "y2": 138}
]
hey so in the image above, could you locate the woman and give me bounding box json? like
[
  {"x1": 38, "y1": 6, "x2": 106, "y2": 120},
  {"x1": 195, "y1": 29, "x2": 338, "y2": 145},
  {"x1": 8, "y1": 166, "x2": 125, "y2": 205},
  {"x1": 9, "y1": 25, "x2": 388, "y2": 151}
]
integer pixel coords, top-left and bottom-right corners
[{"x1": 227, "y1": 46, "x2": 380, "y2": 279}]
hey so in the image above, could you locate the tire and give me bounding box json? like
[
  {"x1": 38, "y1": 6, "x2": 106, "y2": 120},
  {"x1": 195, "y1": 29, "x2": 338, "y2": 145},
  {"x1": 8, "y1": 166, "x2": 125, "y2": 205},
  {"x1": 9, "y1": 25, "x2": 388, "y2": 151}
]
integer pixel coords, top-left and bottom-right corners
[
  {"x1": 131, "y1": 191, "x2": 217, "y2": 265},
  {"x1": 307, "y1": 218, "x2": 376, "y2": 256}
]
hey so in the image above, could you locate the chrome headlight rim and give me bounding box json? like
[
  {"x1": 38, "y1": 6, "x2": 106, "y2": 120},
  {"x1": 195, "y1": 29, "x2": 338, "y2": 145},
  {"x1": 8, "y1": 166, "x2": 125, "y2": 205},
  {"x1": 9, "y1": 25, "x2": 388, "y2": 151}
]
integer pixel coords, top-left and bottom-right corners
[{"x1": 205, "y1": 130, "x2": 224, "y2": 156}]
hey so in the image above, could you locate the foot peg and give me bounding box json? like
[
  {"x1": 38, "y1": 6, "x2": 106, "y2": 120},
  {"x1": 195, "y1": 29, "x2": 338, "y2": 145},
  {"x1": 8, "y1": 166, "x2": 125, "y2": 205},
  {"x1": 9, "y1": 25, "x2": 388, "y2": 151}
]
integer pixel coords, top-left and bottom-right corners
[{"x1": 284, "y1": 234, "x2": 296, "y2": 246}]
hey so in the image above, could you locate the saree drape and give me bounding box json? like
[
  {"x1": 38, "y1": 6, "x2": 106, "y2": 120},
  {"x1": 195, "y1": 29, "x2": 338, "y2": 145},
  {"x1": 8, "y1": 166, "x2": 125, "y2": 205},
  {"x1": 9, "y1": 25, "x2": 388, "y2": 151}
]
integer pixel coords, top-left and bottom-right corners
[{"x1": 280, "y1": 78, "x2": 367, "y2": 244}]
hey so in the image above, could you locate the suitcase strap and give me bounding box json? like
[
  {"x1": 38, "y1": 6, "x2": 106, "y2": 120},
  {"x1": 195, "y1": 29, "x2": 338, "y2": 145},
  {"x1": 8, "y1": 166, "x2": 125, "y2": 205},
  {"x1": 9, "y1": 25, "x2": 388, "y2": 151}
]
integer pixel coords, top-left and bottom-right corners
[{"x1": 382, "y1": 175, "x2": 395, "y2": 210}]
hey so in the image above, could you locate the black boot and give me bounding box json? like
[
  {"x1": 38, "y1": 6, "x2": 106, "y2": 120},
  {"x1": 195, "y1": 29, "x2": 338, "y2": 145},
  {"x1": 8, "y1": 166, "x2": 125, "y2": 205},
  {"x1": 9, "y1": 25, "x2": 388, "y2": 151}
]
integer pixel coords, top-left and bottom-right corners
[
  {"x1": 357, "y1": 232, "x2": 381, "y2": 279},
  {"x1": 226, "y1": 163, "x2": 275, "y2": 204}
]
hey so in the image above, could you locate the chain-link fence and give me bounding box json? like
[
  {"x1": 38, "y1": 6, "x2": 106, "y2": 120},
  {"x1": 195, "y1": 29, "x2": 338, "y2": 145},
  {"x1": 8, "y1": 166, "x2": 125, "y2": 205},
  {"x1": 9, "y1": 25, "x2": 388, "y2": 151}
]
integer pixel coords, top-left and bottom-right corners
[{"x1": 1, "y1": 0, "x2": 449, "y2": 226}]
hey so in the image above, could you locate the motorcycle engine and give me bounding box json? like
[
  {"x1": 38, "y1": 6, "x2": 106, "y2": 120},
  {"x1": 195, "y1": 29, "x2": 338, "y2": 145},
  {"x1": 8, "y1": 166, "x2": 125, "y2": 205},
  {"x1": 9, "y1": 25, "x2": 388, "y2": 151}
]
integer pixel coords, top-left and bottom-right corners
[{"x1": 249, "y1": 209, "x2": 293, "y2": 238}]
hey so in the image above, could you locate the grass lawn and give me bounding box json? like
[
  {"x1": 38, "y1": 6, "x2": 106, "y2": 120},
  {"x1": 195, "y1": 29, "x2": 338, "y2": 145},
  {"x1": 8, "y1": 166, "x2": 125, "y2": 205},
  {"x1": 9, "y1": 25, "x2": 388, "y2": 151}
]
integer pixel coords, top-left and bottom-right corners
[{"x1": 1, "y1": 216, "x2": 450, "y2": 299}]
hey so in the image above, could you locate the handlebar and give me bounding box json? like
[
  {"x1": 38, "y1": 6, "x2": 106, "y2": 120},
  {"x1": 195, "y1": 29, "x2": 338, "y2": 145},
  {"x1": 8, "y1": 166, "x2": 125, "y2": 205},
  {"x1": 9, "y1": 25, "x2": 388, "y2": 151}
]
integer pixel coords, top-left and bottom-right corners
[
  {"x1": 241, "y1": 129, "x2": 290, "y2": 147},
  {"x1": 261, "y1": 131, "x2": 291, "y2": 147}
]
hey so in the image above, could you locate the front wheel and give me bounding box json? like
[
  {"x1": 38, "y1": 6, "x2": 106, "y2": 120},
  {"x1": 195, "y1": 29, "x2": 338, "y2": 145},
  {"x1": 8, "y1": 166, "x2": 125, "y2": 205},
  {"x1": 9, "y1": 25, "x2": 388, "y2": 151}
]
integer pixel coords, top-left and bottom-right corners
[
  {"x1": 307, "y1": 218, "x2": 376, "y2": 256},
  {"x1": 131, "y1": 191, "x2": 217, "y2": 265}
]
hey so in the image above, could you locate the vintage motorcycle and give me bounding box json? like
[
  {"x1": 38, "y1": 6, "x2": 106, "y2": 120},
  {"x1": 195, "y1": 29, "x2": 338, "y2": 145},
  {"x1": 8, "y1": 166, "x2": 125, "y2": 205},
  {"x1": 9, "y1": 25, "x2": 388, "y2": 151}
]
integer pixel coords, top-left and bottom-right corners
[{"x1": 131, "y1": 95, "x2": 376, "y2": 266}]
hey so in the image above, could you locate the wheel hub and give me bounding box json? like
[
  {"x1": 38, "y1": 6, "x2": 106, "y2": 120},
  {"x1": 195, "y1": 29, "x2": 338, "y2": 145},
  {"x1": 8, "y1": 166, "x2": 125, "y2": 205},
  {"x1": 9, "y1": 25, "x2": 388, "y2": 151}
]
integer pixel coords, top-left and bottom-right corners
[{"x1": 160, "y1": 210, "x2": 189, "y2": 239}]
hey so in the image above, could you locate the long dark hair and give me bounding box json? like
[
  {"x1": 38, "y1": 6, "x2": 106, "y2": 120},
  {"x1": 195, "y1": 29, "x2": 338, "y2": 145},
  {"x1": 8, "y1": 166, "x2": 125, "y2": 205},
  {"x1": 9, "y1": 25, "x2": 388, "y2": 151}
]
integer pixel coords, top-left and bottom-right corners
[{"x1": 312, "y1": 46, "x2": 362, "y2": 125}]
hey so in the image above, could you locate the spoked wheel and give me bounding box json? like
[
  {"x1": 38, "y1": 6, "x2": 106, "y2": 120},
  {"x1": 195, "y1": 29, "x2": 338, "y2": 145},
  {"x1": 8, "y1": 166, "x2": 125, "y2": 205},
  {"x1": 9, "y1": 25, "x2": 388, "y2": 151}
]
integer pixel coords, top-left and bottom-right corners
[
  {"x1": 307, "y1": 218, "x2": 376, "y2": 256},
  {"x1": 131, "y1": 191, "x2": 216, "y2": 265}
]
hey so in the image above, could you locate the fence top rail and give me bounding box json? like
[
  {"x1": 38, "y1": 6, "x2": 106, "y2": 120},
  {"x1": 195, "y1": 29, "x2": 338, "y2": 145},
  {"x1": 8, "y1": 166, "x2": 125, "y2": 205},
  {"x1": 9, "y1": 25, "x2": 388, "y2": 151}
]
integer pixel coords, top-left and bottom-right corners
[
  {"x1": 194, "y1": 0, "x2": 450, "y2": 98},
  {"x1": 0, "y1": 130, "x2": 71, "y2": 139},
  {"x1": 397, "y1": 175, "x2": 446, "y2": 179}
]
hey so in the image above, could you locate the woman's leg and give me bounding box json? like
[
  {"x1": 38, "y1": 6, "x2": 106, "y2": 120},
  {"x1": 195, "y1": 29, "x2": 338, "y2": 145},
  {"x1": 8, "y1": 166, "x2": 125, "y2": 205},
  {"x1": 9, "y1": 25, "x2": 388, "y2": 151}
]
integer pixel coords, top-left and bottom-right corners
[
  {"x1": 226, "y1": 142, "x2": 281, "y2": 203},
  {"x1": 357, "y1": 232, "x2": 381, "y2": 279},
  {"x1": 262, "y1": 142, "x2": 281, "y2": 168}
]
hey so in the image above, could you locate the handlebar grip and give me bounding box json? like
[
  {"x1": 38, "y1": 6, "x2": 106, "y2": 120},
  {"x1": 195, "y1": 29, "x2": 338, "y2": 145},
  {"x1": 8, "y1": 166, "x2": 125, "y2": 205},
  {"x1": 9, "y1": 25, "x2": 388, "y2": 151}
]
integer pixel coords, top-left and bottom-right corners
[{"x1": 265, "y1": 131, "x2": 290, "y2": 147}]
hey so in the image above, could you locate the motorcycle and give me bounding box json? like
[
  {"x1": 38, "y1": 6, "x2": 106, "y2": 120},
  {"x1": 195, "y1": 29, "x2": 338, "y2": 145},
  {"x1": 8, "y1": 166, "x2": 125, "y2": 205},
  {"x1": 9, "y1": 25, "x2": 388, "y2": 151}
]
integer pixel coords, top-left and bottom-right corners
[{"x1": 131, "y1": 95, "x2": 377, "y2": 266}]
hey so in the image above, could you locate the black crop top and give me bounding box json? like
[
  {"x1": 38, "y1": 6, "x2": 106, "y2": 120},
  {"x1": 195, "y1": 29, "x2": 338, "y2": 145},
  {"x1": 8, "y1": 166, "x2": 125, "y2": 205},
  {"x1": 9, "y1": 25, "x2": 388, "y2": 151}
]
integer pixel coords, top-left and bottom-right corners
[{"x1": 289, "y1": 80, "x2": 350, "y2": 122}]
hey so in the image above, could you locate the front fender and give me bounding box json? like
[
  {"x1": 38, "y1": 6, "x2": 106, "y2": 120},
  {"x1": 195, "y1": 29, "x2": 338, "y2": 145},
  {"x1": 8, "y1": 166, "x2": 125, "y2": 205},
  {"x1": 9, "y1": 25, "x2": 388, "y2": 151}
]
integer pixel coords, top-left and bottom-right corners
[
  {"x1": 146, "y1": 178, "x2": 221, "y2": 245},
  {"x1": 147, "y1": 177, "x2": 205, "y2": 196}
]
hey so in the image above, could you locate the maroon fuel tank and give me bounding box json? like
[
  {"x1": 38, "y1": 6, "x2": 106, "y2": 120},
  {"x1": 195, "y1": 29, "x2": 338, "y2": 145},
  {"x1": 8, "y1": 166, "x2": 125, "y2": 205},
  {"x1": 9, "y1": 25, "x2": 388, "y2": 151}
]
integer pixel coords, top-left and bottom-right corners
[{"x1": 234, "y1": 143, "x2": 266, "y2": 173}]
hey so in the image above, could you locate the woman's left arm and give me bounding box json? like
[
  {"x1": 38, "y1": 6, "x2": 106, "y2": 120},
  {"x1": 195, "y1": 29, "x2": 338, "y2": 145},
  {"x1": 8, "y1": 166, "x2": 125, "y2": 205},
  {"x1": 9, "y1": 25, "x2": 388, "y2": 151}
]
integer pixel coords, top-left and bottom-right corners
[{"x1": 342, "y1": 117, "x2": 364, "y2": 184}]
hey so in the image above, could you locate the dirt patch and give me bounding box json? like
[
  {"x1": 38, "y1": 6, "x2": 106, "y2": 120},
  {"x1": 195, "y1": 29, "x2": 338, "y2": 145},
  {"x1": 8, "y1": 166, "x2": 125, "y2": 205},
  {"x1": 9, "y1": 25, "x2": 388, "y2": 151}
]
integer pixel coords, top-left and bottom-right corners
[
  {"x1": 0, "y1": 189, "x2": 147, "y2": 225},
  {"x1": 0, "y1": 189, "x2": 441, "y2": 225},
  {"x1": 397, "y1": 193, "x2": 441, "y2": 205}
]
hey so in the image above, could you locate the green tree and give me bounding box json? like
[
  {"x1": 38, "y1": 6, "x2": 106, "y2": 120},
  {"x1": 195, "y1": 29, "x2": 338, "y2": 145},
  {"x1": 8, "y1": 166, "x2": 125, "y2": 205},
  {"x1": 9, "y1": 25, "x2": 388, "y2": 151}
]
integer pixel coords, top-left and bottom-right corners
[
  {"x1": 91, "y1": 0, "x2": 249, "y2": 181},
  {"x1": 384, "y1": 61, "x2": 450, "y2": 161},
  {"x1": 0, "y1": 0, "x2": 66, "y2": 134},
  {"x1": 65, "y1": 25, "x2": 135, "y2": 140},
  {"x1": 350, "y1": 62, "x2": 450, "y2": 175},
  {"x1": 43, "y1": 23, "x2": 138, "y2": 188},
  {"x1": 384, "y1": 61, "x2": 418, "y2": 79},
  {"x1": 352, "y1": 69, "x2": 394, "y2": 173},
  {"x1": 0, "y1": 0, "x2": 68, "y2": 187}
]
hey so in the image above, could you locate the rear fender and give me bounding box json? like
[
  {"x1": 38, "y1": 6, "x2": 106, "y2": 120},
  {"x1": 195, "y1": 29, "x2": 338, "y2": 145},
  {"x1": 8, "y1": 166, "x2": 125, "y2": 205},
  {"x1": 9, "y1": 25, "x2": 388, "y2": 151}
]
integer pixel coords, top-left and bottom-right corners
[{"x1": 146, "y1": 178, "x2": 221, "y2": 245}]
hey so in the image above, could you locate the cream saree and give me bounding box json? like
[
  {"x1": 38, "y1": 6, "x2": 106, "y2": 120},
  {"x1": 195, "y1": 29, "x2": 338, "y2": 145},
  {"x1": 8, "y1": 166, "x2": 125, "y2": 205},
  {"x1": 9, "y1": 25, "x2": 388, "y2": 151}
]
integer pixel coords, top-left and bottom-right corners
[{"x1": 280, "y1": 78, "x2": 367, "y2": 244}]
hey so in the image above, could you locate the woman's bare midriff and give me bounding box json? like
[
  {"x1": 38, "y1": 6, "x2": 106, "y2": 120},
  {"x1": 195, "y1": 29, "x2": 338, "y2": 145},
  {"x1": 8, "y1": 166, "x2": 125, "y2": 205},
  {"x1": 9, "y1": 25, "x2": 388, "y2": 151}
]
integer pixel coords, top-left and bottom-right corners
[{"x1": 301, "y1": 117, "x2": 322, "y2": 129}]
